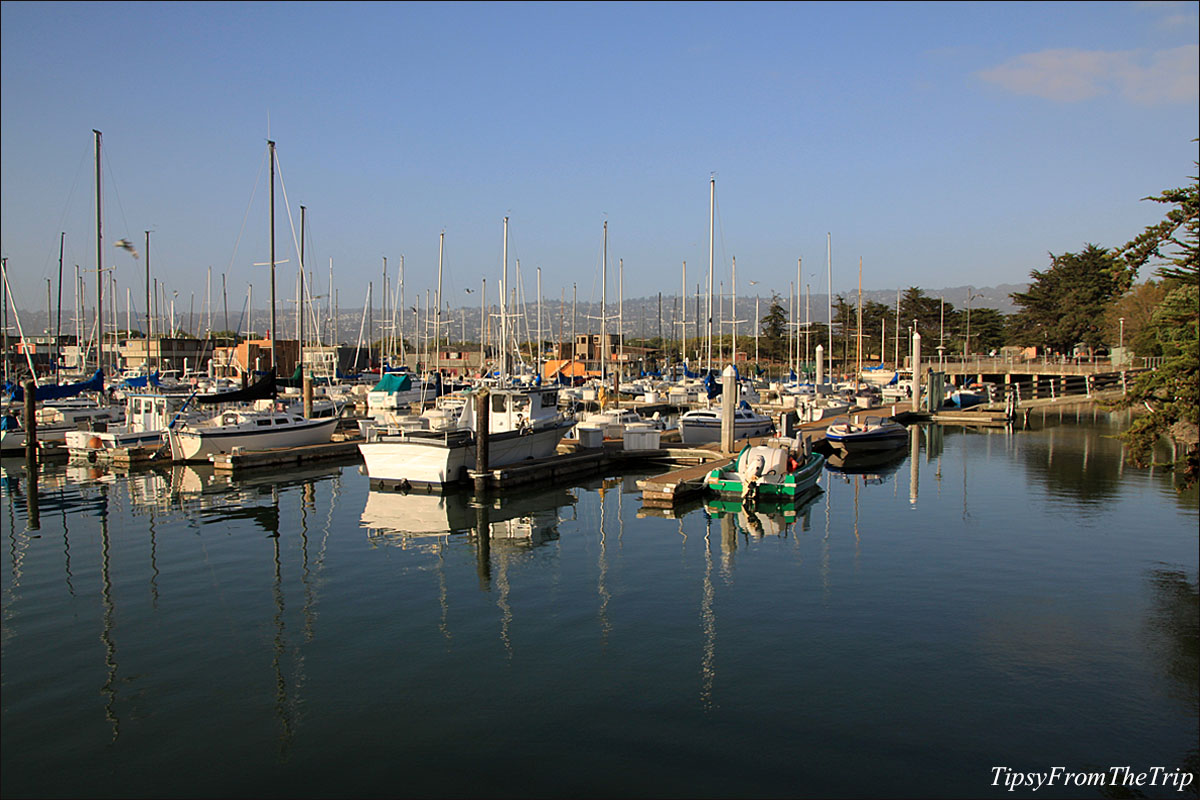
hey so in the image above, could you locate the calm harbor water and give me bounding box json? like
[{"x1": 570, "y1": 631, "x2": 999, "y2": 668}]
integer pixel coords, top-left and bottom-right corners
[{"x1": 2, "y1": 412, "x2": 1197, "y2": 799}]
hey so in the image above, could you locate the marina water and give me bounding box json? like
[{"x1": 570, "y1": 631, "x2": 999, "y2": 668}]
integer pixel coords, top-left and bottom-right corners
[{"x1": 3, "y1": 411, "x2": 1196, "y2": 798}]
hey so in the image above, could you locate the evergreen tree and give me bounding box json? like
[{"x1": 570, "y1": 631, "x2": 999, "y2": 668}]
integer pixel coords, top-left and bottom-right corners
[
  {"x1": 1107, "y1": 157, "x2": 1199, "y2": 483},
  {"x1": 1008, "y1": 244, "x2": 1119, "y2": 353},
  {"x1": 758, "y1": 293, "x2": 788, "y2": 362}
]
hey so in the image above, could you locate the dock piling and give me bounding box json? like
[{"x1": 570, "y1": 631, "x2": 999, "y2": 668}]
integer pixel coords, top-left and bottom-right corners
[
  {"x1": 473, "y1": 388, "x2": 490, "y2": 495},
  {"x1": 23, "y1": 379, "x2": 37, "y2": 463},
  {"x1": 720, "y1": 365, "x2": 736, "y2": 454}
]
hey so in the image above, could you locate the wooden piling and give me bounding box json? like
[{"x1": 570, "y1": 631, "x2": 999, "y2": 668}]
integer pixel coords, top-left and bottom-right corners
[
  {"x1": 473, "y1": 388, "x2": 490, "y2": 495},
  {"x1": 23, "y1": 379, "x2": 37, "y2": 463}
]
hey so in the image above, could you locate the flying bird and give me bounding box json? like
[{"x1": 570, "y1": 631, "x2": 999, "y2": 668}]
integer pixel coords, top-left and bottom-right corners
[
  {"x1": 464, "y1": 288, "x2": 474, "y2": 293},
  {"x1": 749, "y1": 280, "x2": 759, "y2": 286},
  {"x1": 114, "y1": 238, "x2": 140, "y2": 259}
]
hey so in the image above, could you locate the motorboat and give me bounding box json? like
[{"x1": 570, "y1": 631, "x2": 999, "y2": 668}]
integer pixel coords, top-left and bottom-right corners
[
  {"x1": 795, "y1": 395, "x2": 852, "y2": 423},
  {"x1": 824, "y1": 416, "x2": 908, "y2": 452},
  {"x1": 358, "y1": 384, "x2": 576, "y2": 491},
  {"x1": 704, "y1": 436, "x2": 824, "y2": 502},
  {"x1": 167, "y1": 398, "x2": 341, "y2": 462},
  {"x1": 574, "y1": 407, "x2": 667, "y2": 439},
  {"x1": 65, "y1": 389, "x2": 198, "y2": 457},
  {"x1": 679, "y1": 402, "x2": 774, "y2": 445}
]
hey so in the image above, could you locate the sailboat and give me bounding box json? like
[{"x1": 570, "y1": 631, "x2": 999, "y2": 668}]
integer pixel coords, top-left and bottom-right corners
[
  {"x1": 678, "y1": 177, "x2": 773, "y2": 445},
  {"x1": 822, "y1": 258, "x2": 906, "y2": 453},
  {"x1": 165, "y1": 141, "x2": 339, "y2": 461}
]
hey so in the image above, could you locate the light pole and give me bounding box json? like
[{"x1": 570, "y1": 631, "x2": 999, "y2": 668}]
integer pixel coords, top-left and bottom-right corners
[{"x1": 1119, "y1": 317, "x2": 1125, "y2": 349}]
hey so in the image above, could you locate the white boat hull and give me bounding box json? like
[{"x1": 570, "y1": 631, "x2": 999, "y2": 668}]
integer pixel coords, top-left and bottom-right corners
[
  {"x1": 359, "y1": 419, "x2": 574, "y2": 489},
  {"x1": 680, "y1": 416, "x2": 774, "y2": 446},
  {"x1": 168, "y1": 416, "x2": 339, "y2": 462}
]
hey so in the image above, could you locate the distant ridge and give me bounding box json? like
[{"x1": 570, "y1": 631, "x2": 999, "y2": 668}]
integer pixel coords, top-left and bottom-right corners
[{"x1": 8, "y1": 283, "x2": 1028, "y2": 344}]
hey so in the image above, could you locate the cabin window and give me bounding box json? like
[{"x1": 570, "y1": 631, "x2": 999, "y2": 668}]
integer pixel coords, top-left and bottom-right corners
[
  {"x1": 492, "y1": 395, "x2": 507, "y2": 413},
  {"x1": 541, "y1": 392, "x2": 557, "y2": 408},
  {"x1": 512, "y1": 396, "x2": 530, "y2": 413},
  {"x1": 257, "y1": 419, "x2": 272, "y2": 427}
]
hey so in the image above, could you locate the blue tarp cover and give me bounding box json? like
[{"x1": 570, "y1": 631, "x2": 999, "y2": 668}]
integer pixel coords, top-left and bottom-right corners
[{"x1": 3, "y1": 369, "x2": 105, "y2": 402}]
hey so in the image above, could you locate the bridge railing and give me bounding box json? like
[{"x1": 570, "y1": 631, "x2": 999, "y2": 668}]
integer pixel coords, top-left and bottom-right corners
[{"x1": 917, "y1": 355, "x2": 1161, "y2": 375}]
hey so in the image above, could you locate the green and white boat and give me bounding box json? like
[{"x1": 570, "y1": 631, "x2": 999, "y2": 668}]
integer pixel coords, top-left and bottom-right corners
[{"x1": 704, "y1": 436, "x2": 825, "y2": 502}]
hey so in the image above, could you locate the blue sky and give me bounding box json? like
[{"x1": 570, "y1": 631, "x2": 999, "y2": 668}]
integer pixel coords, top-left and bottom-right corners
[{"x1": 2, "y1": 1, "x2": 1197, "y2": 321}]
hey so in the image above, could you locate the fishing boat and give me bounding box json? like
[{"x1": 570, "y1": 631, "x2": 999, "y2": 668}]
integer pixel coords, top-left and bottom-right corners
[
  {"x1": 64, "y1": 389, "x2": 198, "y2": 457},
  {"x1": 824, "y1": 415, "x2": 908, "y2": 452},
  {"x1": 358, "y1": 384, "x2": 575, "y2": 491},
  {"x1": 680, "y1": 402, "x2": 774, "y2": 445},
  {"x1": 704, "y1": 436, "x2": 824, "y2": 502}
]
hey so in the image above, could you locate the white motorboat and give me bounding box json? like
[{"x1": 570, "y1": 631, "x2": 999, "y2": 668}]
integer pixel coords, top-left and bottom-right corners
[
  {"x1": 824, "y1": 416, "x2": 909, "y2": 452},
  {"x1": 679, "y1": 403, "x2": 774, "y2": 445},
  {"x1": 358, "y1": 384, "x2": 575, "y2": 491},
  {"x1": 167, "y1": 399, "x2": 340, "y2": 462},
  {"x1": 795, "y1": 395, "x2": 852, "y2": 423},
  {"x1": 65, "y1": 390, "x2": 198, "y2": 456},
  {"x1": 575, "y1": 407, "x2": 667, "y2": 439}
]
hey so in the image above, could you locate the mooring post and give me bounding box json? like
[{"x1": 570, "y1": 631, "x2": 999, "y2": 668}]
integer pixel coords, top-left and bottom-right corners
[
  {"x1": 473, "y1": 388, "x2": 490, "y2": 495},
  {"x1": 303, "y1": 373, "x2": 313, "y2": 418},
  {"x1": 911, "y1": 331, "x2": 922, "y2": 412},
  {"x1": 720, "y1": 364, "x2": 737, "y2": 454},
  {"x1": 815, "y1": 343, "x2": 825, "y2": 387},
  {"x1": 23, "y1": 379, "x2": 37, "y2": 463}
]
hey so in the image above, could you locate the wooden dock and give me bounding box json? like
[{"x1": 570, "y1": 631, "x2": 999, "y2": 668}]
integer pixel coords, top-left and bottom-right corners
[{"x1": 210, "y1": 437, "x2": 363, "y2": 472}]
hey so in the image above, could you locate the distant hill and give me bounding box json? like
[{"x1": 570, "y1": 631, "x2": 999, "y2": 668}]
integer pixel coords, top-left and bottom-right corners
[{"x1": 7, "y1": 283, "x2": 1028, "y2": 345}]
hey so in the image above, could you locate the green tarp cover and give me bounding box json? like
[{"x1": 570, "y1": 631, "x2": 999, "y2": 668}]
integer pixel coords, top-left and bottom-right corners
[{"x1": 371, "y1": 373, "x2": 412, "y2": 393}]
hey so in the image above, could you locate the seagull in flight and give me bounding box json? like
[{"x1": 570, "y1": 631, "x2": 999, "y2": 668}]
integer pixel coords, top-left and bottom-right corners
[{"x1": 464, "y1": 288, "x2": 474, "y2": 293}]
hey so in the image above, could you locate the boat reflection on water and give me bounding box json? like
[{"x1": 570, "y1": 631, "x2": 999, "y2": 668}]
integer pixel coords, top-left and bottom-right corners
[
  {"x1": 360, "y1": 485, "x2": 578, "y2": 550},
  {"x1": 823, "y1": 445, "x2": 910, "y2": 485},
  {"x1": 704, "y1": 486, "x2": 823, "y2": 537}
]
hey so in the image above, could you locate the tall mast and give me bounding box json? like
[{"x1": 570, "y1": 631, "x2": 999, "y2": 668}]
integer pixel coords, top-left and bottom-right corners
[
  {"x1": 381, "y1": 257, "x2": 388, "y2": 365},
  {"x1": 601, "y1": 221, "x2": 607, "y2": 383},
  {"x1": 298, "y1": 205, "x2": 306, "y2": 377},
  {"x1": 826, "y1": 232, "x2": 833, "y2": 382},
  {"x1": 398, "y1": 255, "x2": 405, "y2": 362},
  {"x1": 56, "y1": 233, "x2": 65, "y2": 379},
  {"x1": 268, "y1": 139, "x2": 277, "y2": 376},
  {"x1": 501, "y1": 216, "x2": 509, "y2": 379},
  {"x1": 144, "y1": 231, "x2": 152, "y2": 367},
  {"x1": 680, "y1": 261, "x2": 686, "y2": 364},
  {"x1": 94, "y1": 129, "x2": 103, "y2": 374},
  {"x1": 731, "y1": 256, "x2": 737, "y2": 365},
  {"x1": 618, "y1": 257, "x2": 623, "y2": 378},
  {"x1": 479, "y1": 277, "x2": 486, "y2": 373},
  {"x1": 707, "y1": 176, "x2": 714, "y2": 374},
  {"x1": 435, "y1": 231, "x2": 444, "y2": 374},
  {"x1": 536, "y1": 266, "x2": 543, "y2": 377},
  {"x1": 805, "y1": 282, "x2": 811, "y2": 378},
  {"x1": 856, "y1": 256, "x2": 863, "y2": 390},
  {"x1": 796, "y1": 257, "x2": 802, "y2": 374},
  {"x1": 571, "y1": 282, "x2": 577, "y2": 373}
]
